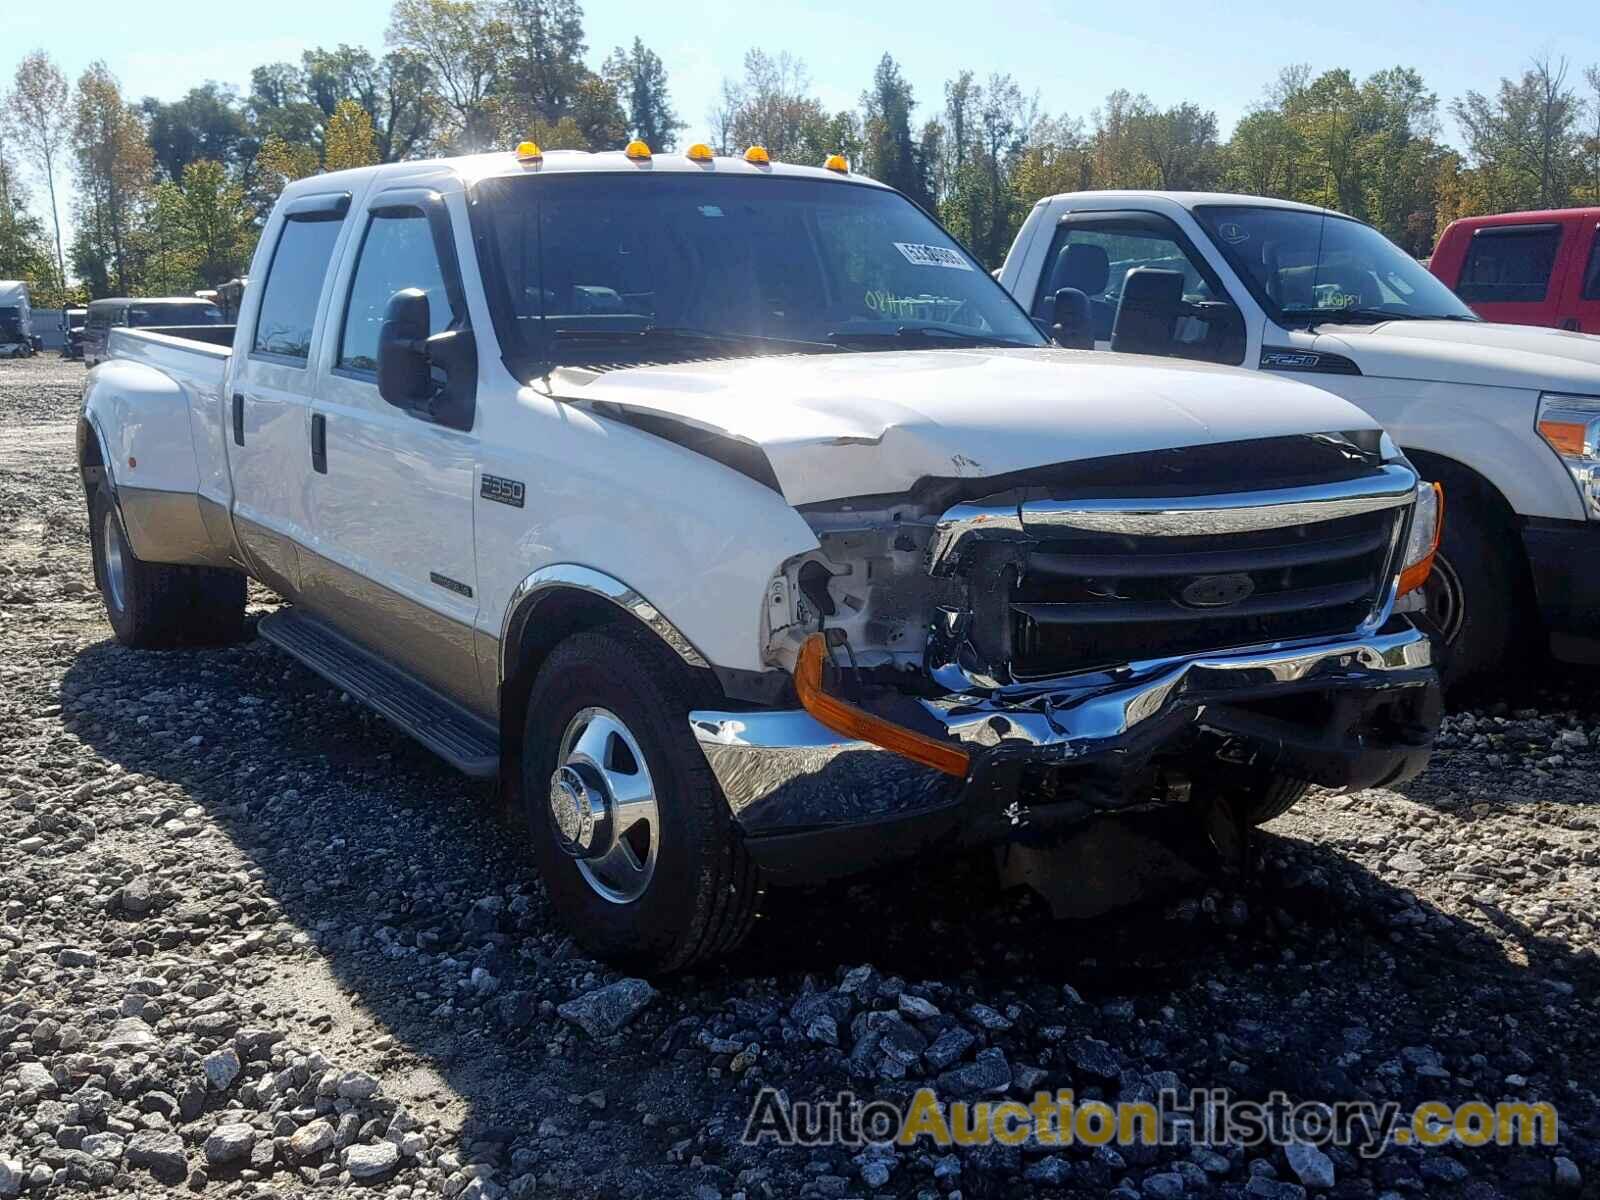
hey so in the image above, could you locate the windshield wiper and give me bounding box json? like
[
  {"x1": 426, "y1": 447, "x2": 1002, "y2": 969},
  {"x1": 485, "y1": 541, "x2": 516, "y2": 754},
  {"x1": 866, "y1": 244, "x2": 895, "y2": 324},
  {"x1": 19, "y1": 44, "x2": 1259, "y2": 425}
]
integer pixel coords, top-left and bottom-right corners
[
  {"x1": 1280, "y1": 307, "x2": 1430, "y2": 326},
  {"x1": 825, "y1": 324, "x2": 1035, "y2": 348},
  {"x1": 552, "y1": 325, "x2": 838, "y2": 352}
]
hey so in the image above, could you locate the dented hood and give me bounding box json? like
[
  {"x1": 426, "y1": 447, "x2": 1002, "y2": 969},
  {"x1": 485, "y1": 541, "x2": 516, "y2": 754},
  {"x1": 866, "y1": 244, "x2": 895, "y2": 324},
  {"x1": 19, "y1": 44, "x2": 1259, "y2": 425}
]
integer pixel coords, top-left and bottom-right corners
[{"x1": 554, "y1": 347, "x2": 1379, "y2": 506}]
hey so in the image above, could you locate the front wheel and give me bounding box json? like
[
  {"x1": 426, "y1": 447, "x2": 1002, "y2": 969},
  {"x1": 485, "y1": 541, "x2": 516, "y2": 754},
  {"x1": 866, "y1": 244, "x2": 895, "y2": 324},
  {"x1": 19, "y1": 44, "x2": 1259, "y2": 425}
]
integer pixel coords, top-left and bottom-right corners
[
  {"x1": 520, "y1": 626, "x2": 759, "y2": 973},
  {"x1": 1237, "y1": 775, "x2": 1311, "y2": 826},
  {"x1": 1420, "y1": 490, "x2": 1525, "y2": 690}
]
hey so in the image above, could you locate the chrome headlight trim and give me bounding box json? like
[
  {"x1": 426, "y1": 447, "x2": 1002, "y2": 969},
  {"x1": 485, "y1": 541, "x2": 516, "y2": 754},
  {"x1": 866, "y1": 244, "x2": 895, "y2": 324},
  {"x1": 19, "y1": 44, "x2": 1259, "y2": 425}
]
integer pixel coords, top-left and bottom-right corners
[{"x1": 1536, "y1": 392, "x2": 1600, "y2": 520}]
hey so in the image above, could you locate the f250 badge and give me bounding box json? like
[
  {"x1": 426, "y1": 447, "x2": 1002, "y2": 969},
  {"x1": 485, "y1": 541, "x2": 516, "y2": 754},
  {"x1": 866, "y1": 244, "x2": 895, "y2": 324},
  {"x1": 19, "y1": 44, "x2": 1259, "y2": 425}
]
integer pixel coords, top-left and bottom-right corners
[{"x1": 481, "y1": 474, "x2": 526, "y2": 508}]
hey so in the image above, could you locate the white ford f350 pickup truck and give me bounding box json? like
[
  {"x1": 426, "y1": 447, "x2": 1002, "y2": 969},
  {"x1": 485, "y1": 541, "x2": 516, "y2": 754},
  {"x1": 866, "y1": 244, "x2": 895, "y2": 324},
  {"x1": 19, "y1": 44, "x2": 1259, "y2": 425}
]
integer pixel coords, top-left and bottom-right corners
[
  {"x1": 1000, "y1": 192, "x2": 1600, "y2": 686},
  {"x1": 80, "y1": 146, "x2": 1442, "y2": 971}
]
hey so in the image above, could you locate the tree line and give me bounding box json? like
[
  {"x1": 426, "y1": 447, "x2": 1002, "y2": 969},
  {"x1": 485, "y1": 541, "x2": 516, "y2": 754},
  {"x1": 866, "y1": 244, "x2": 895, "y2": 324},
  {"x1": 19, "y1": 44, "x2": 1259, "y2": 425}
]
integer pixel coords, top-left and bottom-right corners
[{"x1": 3, "y1": 0, "x2": 1600, "y2": 308}]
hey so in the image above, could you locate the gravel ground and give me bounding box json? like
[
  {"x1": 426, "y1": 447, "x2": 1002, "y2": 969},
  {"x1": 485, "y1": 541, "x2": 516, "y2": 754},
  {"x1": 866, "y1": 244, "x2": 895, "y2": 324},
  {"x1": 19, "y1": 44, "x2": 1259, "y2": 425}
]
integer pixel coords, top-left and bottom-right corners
[{"x1": 1, "y1": 352, "x2": 1596, "y2": 1200}]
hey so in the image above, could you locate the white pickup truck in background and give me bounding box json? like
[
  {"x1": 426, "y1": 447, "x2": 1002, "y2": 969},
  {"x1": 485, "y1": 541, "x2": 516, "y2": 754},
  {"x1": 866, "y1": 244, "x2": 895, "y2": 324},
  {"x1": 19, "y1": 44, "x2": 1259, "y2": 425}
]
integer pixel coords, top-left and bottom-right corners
[
  {"x1": 1000, "y1": 192, "x2": 1600, "y2": 686},
  {"x1": 80, "y1": 148, "x2": 1441, "y2": 971}
]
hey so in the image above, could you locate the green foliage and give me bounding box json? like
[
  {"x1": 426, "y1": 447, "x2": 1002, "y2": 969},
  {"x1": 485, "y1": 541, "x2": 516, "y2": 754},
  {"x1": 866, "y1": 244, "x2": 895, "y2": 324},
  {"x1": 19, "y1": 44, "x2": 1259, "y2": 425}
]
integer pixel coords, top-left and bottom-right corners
[
  {"x1": 13, "y1": 6, "x2": 1600, "y2": 293},
  {"x1": 604, "y1": 37, "x2": 683, "y2": 151},
  {"x1": 860, "y1": 55, "x2": 933, "y2": 208}
]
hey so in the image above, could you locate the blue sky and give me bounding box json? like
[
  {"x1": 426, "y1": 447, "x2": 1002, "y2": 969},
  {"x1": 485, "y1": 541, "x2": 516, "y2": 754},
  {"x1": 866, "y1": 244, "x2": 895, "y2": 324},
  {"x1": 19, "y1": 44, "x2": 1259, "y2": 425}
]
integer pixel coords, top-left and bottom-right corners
[{"x1": 4, "y1": 0, "x2": 1598, "y2": 201}]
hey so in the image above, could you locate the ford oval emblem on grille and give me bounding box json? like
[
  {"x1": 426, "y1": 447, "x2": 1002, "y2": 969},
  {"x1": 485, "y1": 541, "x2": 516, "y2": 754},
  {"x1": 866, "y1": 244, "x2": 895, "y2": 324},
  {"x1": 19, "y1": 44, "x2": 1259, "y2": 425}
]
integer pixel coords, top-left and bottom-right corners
[{"x1": 1178, "y1": 573, "x2": 1255, "y2": 608}]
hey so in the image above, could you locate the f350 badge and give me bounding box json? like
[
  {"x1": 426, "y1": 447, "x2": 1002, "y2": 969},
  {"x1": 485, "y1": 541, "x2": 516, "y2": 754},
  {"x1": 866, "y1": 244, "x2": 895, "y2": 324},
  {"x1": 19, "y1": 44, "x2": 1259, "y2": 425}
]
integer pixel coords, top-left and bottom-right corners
[{"x1": 480, "y1": 474, "x2": 526, "y2": 508}]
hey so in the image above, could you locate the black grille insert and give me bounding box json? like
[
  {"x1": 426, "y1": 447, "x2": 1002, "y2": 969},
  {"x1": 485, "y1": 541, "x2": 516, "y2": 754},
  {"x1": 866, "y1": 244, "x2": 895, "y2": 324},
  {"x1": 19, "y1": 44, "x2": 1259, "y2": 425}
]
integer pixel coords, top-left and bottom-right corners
[{"x1": 1009, "y1": 508, "x2": 1399, "y2": 676}]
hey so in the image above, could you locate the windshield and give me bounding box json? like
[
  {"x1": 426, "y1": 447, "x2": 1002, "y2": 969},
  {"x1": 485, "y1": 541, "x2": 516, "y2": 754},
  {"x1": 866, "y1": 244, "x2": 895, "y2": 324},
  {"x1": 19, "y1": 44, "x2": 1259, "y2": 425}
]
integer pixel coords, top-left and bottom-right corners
[
  {"x1": 1193, "y1": 205, "x2": 1477, "y2": 325},
  {"x1": 471, "y1": 172, "x2": 1043, "y2": 373},
  {"x1": 129, "y1": 302, "x2": 223, "y2": 327}
]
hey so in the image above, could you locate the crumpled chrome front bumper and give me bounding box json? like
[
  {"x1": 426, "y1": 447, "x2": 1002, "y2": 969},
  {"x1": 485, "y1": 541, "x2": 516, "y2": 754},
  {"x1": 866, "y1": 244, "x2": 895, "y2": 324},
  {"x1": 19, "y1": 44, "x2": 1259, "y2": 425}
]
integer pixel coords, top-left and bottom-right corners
[{"x1": 689, "y1": 621, "x2": 1438, "y2": 881}]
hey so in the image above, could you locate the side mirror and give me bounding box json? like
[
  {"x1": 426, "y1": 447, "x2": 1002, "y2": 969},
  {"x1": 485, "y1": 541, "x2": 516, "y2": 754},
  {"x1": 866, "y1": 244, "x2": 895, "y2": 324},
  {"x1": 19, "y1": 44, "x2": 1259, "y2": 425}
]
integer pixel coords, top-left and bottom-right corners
[
  {"x1": 1110, "y1": 268, "x2": 1184, "y2": 356},
  {"x1": 1050, "y1": 287, "x2": 1094, "y2": 350},
  {"x1": 378, "y1": 288, "x2": 432, "y2": 409}
]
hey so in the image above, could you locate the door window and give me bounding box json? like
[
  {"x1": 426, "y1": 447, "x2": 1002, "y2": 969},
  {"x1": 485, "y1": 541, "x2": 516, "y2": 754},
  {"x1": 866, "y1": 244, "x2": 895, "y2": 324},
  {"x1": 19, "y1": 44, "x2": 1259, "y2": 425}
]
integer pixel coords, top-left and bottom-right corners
[
  {"x1": 1582, "y1": 232, "x2": 1600, "y2": 301},
  {"x1": 1034, "y1": 215, "x2": 1244, "y2": 363},
  {"x1": 339, "y1": 212, "x2": 452, "y2": 372},
  {"x1": 1456, "y1": 225, "x2": 1562, "y2": 303},
  {"x1": 252, "y1": 214, "x2": 345, "y2": 362}
]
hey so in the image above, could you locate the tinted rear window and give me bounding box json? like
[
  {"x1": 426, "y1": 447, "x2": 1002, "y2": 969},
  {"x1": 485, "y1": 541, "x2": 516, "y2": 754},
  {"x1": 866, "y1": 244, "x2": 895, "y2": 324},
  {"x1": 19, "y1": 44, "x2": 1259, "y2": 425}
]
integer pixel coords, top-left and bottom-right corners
[
  {"x1": 1456, "y1": 225, "x2": 1561, "y2": 303},
  {"x1": 129, "y1": 303, "x2": 222, "y2": 326},
  {"x1": 252, "y1": 215, "x2": 344, "y2": 361},
  {"x1": 1583, "y1": 233, "x2": 1600, "y2": 301}
]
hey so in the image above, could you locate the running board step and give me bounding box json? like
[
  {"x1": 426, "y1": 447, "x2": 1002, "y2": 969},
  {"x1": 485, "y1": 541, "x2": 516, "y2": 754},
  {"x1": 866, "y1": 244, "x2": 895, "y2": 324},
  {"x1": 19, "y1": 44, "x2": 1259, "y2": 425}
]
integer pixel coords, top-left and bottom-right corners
[{"x1": 257, "y1": 609, "x2": 499, "y2": 777}]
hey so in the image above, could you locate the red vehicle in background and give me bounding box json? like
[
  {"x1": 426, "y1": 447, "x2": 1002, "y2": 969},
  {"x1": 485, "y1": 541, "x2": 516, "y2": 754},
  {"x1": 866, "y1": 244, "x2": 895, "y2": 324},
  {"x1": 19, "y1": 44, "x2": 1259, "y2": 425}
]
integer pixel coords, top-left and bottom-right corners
[{"x1": 1430, "y1": 208, "x2": 1600, "y2": 332}]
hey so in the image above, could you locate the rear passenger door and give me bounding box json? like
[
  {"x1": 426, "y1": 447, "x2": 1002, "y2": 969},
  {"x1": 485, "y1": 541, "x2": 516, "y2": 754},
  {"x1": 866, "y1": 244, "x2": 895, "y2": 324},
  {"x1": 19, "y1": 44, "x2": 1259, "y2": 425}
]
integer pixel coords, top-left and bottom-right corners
[
  {"x1": 1452, "y1": 221, "x2": 1571, "y2": 327},
  {"x1": 227, "y1": 191, "x2": 351, "y2": 599},
  {"x1": 306, "y1": 188, "x2": 482, "y2": 714},
  {"x1": 1566, "y1": 222, "x2": 1600, "y2": 334}
]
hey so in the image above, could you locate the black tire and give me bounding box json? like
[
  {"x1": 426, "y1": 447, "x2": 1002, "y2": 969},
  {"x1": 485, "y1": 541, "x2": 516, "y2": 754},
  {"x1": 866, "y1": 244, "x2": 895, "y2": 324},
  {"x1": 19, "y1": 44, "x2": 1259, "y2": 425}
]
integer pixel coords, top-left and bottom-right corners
[
  {"x1": 520, "y1": 625, "x2": 759, "y2": 974},
  {"x1": 1237, "y1": 775, "x2": 1310, "y2": 826},
  {"x1": 1419, "y1": 482, "x2": 1525, "y2": 690},
  {"x1": 89, "y1": 483, "x2": 247, "y2": 647}
]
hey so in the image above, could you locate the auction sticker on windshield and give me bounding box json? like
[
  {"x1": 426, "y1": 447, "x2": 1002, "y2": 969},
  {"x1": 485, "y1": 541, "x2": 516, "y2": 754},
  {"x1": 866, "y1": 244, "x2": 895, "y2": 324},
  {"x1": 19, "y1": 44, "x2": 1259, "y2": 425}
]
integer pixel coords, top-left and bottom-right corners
[{"x1": 894, "y1": 242, "x2": 973, "y2": 270}]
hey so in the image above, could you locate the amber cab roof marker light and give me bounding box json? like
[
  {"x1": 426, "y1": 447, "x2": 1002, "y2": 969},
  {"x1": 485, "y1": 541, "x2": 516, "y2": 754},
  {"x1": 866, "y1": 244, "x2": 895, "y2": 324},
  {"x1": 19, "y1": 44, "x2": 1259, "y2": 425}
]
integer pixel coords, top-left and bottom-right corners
[
  {"x1": 744, "y1": 145, "x2": 771, "y2": 165},
  {"x1": 686, "y1": 143, "x2": 715, "y2": 163},
  {"x1": 823, "y1": 153, "x2": 849, "y2": 173},
  {"x1": 514, "y1": 141, "x2": 542, "y2": 164},
  {"x1": 625, "y1": 139, "x2": 652, "y2": 160},
  {"x1": 793, "y1": 633, "x2": 970, "y2": 778}
]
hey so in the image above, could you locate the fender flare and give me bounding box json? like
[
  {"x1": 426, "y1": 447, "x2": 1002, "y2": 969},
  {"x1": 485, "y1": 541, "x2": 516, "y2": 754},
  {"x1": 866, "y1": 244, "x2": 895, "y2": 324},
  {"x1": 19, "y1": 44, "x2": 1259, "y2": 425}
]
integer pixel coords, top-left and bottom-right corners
[
  {"x1": 78, "y1": 412, "x2": 117, "y2": 491},
  {"x1": 497, "y1": 564, "x2": 708, "y2": 690}
]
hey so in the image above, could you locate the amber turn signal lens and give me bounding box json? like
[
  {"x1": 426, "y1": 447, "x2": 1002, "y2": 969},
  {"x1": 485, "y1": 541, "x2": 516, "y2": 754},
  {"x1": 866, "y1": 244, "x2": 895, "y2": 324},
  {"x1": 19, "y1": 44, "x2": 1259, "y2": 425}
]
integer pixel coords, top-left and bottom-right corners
[
  {"x1": 794, "y1": 634, "x2": 970, "y2": 778},
  {"x1": 1538, "y1": 418, "x2": 1589, "y2": 457},
  {"x1": 1397, "y1": 482, "x2": 1444, "y2": 597}
]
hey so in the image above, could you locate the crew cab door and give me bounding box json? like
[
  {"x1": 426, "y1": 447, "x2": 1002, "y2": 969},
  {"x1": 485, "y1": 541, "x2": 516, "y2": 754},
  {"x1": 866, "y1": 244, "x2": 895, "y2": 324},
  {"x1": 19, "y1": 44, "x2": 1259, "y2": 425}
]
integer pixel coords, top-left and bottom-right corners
[
  {"x1": 1025, "y1": 210, "x2": 1249, "y2": 365},
  {"x1": 305, "y1": 188, "x2": 483, "y2": 713},
  {"x1": 1450, "y1": 220, "x2": 1574, "y2": 328},
  {"x1": 1565, "y1": 222, "x2": 1600, "y2": 334},
  {"x1": 227, "y1": 191, "x2": 351, "y2": 598}
]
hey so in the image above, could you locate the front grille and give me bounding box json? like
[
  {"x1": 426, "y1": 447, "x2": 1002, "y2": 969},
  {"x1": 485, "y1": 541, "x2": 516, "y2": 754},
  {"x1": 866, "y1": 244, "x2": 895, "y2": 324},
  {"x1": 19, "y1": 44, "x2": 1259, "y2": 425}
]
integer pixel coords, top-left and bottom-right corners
[{"x1": 1008, "y1": 508, "x2": 1400, "y2": 676}]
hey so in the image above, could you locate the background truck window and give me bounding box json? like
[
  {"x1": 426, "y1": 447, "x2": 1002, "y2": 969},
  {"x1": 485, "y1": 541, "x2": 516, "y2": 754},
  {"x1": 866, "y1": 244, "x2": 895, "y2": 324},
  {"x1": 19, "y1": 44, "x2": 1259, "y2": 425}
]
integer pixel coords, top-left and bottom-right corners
[
  {"x1": 1034, "y1": 225, "x2": 1218, "y2": 339},
  {"x1": 340, "y1": 213, "x2": 451, "y2": 372},
  {"x1": 1456, "y1": 226, "x2": 1562, "y2": 303},
  {"x1": 1583, "y1": 233, "x2": 1600, "y2": 301},
  {"x1": 252, "y1": 215, "x2": 345, "y2": 362}
]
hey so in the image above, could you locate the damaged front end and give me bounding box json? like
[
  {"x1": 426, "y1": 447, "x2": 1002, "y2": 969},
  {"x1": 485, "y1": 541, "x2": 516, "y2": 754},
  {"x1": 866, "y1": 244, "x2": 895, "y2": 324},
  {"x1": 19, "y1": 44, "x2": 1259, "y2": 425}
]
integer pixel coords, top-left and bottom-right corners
[{"x1": 689, "y1": 435, "x2": 1443, "y2": 882}]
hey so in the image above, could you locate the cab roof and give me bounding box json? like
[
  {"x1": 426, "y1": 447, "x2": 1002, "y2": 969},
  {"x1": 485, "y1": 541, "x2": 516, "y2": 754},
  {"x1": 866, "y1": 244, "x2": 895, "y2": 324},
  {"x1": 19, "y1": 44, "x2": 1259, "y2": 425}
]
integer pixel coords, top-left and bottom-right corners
[
  {"x1": 286, "y1": 147, "x2": 892, "y2": 202},
  {"x1": 88, "y1": 296, "x2": 222, "y2": 308},
  {"x1": 1039, "y1": 190, "x2": 1352, "y2": 219},
  {"x1": 1442, "y1": 206, "x2": 1600, "y2": 227}
]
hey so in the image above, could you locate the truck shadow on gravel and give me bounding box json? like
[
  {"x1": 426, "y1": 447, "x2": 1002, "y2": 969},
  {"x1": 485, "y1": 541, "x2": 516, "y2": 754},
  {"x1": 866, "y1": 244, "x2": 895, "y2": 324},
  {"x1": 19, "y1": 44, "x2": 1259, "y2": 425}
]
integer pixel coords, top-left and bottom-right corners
[{"x1": 60, "y1": 633, "x2": 1598, "y2": 1196}]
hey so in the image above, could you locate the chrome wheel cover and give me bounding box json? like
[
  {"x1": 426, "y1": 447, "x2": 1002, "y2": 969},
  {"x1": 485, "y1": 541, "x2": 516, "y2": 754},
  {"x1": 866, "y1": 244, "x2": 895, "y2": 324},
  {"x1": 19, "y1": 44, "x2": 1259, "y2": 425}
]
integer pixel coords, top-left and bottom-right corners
[
  {"x1": 102, "y1": 508, "x2": 128, "y2": 615},
  {"x1": 554, "y1": 707, "x2": 659, "y2": 904}
]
